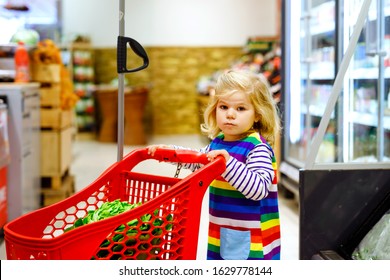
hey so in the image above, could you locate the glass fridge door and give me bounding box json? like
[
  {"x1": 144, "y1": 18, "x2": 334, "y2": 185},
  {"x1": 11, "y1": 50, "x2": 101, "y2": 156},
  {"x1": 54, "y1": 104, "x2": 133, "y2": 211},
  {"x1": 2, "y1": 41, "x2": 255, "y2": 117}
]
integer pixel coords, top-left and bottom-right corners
[
  {"x1": 283, "y1": 0, "x2": 337, "y2": 169},
  {"x1": 343, "y1": 0, "x2": 390, "y2": 163}
]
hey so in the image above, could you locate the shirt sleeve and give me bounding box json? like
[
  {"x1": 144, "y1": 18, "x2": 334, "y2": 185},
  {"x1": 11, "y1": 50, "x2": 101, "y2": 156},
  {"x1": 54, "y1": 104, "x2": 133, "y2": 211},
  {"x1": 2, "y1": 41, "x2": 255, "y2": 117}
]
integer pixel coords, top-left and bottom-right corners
[{"x1": 222, "y1": 143, "x2": 275, "y2": 201}]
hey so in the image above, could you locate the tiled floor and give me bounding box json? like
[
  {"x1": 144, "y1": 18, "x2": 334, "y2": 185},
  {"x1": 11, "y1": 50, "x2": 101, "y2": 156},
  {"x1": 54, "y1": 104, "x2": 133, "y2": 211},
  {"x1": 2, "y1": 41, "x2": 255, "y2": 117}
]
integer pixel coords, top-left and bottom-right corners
[{"x1": 0, "y1": 134, "x2": 299, "y2": 260}]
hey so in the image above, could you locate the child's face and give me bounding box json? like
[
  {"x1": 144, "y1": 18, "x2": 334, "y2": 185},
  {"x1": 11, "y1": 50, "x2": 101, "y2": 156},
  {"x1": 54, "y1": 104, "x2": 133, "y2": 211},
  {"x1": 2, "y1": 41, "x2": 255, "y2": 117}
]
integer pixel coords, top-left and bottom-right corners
[{"x1": 216, "y1": 90, "x2": 257, "y2": 141}]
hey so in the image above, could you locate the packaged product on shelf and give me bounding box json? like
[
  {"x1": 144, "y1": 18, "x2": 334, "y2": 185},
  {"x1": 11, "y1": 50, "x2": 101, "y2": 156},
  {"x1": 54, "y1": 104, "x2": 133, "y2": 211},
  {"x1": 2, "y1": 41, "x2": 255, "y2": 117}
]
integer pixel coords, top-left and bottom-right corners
[{"x1": 14, "y1": 42, "x2": 30, "y2": 83}]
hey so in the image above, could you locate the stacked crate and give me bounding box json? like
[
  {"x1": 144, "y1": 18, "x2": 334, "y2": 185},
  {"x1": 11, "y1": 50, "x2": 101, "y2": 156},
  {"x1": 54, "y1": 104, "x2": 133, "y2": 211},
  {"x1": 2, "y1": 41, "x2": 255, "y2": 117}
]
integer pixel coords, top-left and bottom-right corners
[{"x1": 32, "y1": 63, "x2": 76, "y2": 207}]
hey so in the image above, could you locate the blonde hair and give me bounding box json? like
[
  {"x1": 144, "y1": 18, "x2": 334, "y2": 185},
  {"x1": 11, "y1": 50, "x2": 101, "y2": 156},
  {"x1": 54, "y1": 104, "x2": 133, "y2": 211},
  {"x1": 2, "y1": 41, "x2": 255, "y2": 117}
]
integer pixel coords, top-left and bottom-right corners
[{"x1": 201, "y1": 70, "x2": 280, "y2": 148}]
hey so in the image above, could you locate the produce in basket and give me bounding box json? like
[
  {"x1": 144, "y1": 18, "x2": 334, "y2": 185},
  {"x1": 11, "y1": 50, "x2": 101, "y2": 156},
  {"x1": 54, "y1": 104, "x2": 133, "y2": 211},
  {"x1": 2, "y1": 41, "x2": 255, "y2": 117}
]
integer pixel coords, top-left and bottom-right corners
[{"x1": 65, "y1": 200, "x2": 173, "y2": 260}]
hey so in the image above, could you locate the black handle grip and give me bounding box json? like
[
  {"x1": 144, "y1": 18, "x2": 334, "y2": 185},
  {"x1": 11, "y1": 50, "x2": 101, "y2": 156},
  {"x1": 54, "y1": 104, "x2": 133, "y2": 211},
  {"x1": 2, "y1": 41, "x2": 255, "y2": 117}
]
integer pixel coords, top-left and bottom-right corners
[{"x1": 117, "y1": 36, "x2": 149, "y2": 73}]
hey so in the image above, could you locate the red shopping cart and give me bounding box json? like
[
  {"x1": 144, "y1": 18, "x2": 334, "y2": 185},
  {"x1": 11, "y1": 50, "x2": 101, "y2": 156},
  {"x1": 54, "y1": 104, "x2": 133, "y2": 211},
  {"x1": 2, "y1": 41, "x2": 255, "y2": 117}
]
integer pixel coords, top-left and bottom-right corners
[
  {"x1": 4, "y1": 0, "x2": 224, "y2": 260},
  {"x1": 4, "y1": 148, "x2": 225, "y2": 260}
]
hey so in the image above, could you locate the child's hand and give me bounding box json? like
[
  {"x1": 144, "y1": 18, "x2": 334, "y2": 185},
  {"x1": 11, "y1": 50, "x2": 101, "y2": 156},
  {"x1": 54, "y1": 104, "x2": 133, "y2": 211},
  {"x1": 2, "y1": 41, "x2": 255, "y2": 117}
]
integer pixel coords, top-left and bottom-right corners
[
  {"x1": 147, "y1": 144, "x2": 171, "y2": 156},
  {"x1": 207, "y1": 149, "x2": 230, "y2": 162}
]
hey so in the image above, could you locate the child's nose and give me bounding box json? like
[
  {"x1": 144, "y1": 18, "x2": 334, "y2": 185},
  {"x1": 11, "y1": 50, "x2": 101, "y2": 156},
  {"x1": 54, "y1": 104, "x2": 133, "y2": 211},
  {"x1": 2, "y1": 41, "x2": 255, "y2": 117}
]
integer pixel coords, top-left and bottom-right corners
[{"x1": 226, "y1": 108, "x2": 235, "y2": 118}]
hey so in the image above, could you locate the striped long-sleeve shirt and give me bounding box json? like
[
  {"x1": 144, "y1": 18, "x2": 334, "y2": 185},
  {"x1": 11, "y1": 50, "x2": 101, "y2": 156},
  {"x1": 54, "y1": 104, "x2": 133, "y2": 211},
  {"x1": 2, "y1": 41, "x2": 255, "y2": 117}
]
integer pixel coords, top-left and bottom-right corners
[{"x1": 174, "y1": 132, "x2": 281, "y2": 260}]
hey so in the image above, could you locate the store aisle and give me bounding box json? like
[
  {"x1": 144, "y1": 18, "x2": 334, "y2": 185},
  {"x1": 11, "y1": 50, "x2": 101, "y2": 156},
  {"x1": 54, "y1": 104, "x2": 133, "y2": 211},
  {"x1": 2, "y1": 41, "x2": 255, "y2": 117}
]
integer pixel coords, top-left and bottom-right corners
[{"x1": 0, "y1": 134, "x2": 299, "y2": 260}]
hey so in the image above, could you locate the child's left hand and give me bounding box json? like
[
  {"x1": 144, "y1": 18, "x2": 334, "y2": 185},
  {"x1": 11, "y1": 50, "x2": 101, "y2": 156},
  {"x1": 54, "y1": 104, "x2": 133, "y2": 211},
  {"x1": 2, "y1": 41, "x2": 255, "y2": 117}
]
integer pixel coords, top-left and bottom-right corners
[{"x1": 207, "y1": 149, "x2": 230, "y2": 162}]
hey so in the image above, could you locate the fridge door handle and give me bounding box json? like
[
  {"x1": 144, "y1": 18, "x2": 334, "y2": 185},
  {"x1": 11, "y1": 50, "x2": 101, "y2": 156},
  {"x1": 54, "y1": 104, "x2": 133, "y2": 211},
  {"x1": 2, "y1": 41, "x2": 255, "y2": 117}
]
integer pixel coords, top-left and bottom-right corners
[{"x1": 366, "y1": 50, "x2": 387, "y2": 57}]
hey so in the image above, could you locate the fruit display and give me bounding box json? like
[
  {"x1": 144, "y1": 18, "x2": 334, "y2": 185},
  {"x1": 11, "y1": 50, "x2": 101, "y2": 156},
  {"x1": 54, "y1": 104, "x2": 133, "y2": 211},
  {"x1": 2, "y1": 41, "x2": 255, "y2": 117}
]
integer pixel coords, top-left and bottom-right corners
[
  {"x1": 31, "y1": 39, "x2": 62, "y2": 65},
  {"x1": 31, "y1": 39, "x2": 79, "y2": 110}
]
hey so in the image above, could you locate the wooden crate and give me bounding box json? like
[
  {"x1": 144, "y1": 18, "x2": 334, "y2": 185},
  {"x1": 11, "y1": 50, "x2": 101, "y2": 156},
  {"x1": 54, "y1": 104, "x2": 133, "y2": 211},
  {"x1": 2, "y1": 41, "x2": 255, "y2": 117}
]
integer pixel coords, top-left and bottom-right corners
[
  {"x1": 41, "y1": 126, "x2": 73, "y2": 177},
  {"x1": 41, "y1": 168, "x2": 71, "y2": 190},
  {"x1": 32, "y1": 63, "x2": 61, "y2": 83},
  {"x1": 40, "y1": 108, "x2": 73, "y2": 129},
  {"x1": 40, "y1": 83, "x2": 62, "y2": 107},
  {"x1": 41, "y1": 174, "x2": 75, "y2": 207}
]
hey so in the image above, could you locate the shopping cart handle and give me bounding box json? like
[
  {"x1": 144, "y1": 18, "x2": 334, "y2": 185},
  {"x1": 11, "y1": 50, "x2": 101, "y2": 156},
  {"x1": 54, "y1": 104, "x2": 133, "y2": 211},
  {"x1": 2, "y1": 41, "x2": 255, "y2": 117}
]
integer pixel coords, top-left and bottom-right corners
[
  {"x1": 117, "y1": 36, "x2": 149, "y2": 73},
  {"x1": 148, "y1": 148, "x2": 211, "y2": 165}
]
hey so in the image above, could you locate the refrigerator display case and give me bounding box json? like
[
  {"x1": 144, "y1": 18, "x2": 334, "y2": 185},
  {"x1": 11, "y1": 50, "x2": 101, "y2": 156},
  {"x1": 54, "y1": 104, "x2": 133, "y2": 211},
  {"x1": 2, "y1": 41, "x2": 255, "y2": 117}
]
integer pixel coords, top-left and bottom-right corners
[
  {"x1": 280, "y1": 0, "x2": 340, "y2": 196},
  {"x1": 281, "y1": 0, "x2": 390, "y2": 259}
]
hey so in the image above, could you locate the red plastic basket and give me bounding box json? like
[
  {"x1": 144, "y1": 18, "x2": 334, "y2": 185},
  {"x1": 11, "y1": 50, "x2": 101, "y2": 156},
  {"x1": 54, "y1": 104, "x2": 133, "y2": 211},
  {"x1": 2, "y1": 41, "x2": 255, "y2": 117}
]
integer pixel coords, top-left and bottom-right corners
[{"x1": 4, "y1": 148, "x2": 225, "y2": 260}]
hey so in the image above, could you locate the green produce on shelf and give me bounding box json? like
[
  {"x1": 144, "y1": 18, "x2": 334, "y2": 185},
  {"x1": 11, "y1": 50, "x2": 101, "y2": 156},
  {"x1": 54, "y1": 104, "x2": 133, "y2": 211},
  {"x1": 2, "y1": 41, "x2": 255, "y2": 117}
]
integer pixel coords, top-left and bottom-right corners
[{"x1": 352, "y1": 212, "x2": 390, "y2": 260}]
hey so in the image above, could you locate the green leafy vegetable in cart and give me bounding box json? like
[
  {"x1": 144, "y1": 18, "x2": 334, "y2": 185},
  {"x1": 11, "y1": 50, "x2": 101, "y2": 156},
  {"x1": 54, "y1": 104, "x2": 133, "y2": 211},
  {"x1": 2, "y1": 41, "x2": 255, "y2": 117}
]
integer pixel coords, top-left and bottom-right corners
[
  {"x1": 64, "y1": 199, "x2": 174, "y2": 260},
  {"x1": 64, "y1": 200, "x2": 140, "y2": 232}
]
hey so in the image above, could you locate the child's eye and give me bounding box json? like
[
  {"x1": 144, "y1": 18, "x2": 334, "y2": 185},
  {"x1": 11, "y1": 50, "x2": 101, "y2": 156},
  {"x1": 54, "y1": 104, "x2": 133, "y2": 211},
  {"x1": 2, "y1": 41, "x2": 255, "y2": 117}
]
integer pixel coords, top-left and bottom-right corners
[
  {"x1": 237, "y1": 106, "x2": 246, "y2": 111},
  {"x1": 219, "y1": 105, "x2": 228, "y2": 110}
]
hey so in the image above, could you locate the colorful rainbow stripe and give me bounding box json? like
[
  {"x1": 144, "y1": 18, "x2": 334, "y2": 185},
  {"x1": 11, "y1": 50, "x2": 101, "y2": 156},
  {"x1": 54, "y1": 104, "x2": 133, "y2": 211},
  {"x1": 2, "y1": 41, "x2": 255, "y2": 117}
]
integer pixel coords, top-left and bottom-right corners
[{"x1": 206, "y1": 132, "x2": 281, "y2": 260}]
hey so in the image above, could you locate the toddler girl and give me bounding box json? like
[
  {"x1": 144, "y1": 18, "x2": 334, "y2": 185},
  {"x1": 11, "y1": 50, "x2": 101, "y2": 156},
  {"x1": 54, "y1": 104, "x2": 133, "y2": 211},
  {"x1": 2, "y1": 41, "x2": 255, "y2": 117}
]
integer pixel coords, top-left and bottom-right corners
[{"x1": 148, "y1": 69, "x2": 281, "y2": 260}]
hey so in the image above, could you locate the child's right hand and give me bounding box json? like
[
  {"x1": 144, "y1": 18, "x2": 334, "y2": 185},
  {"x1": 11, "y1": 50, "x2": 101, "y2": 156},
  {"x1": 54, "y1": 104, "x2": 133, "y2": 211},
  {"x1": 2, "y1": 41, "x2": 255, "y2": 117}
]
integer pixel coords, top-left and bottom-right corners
[{"x1": 147, "y1": 144, "x2": 171, "y2": 156}]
